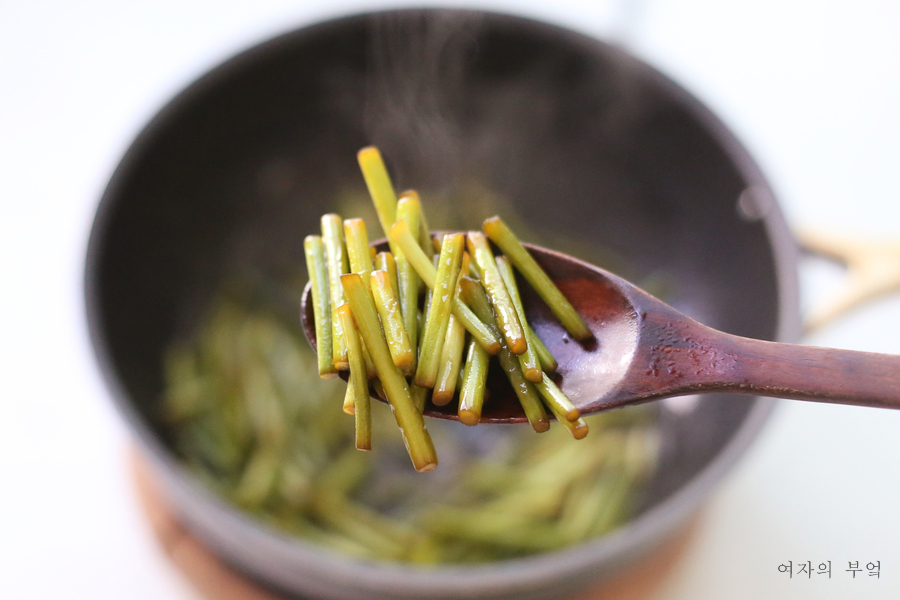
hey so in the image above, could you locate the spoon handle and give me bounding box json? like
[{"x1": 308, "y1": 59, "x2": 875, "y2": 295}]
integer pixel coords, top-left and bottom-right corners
[{"x1": 715, "y1": 333, "x2": 900, "y2": 409}]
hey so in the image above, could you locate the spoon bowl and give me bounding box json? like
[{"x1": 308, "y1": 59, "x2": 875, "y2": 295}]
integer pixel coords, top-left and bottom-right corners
[{"x1": 302, "y1": 239, "x2": 900, "y2": 421}]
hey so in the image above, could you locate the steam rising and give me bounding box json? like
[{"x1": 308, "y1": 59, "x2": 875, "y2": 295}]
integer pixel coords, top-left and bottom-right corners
[
  {"x1": 364, "y1": 11, "x2": 483, "y2": 192},
  {"x1": 361, "y1": 10, "x2": 653, "y2": 238}
]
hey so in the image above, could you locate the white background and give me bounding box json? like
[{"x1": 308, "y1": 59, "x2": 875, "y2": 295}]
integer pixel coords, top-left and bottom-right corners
[{"x1": 1, "y1": 1, "x2": 899, "y2": 598}]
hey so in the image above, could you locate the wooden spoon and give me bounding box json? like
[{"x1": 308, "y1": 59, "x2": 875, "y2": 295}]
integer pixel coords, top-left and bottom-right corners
[{"x1": 301, "y1": 242, "x2": 900, "y2": 423}]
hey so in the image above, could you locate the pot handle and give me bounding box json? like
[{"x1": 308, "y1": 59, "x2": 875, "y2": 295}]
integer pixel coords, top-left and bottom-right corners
[{"x1": 798, "y1": 229, "x2": 900, "y2": 334}]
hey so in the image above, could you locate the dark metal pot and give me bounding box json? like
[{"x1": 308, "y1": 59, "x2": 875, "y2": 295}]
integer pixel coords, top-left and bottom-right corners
[{"x1": 85, "y1": 9, "x2": 799, "y2": 600}]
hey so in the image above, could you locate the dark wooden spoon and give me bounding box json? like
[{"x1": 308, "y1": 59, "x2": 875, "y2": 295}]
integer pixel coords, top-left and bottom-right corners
[{"x1": 301, "y1": 241, "x2": 900, "y2": 423}]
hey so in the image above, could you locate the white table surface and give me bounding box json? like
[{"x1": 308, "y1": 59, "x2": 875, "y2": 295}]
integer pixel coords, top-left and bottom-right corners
[{"x1": 2, "y1": 1, "x2": 898, "y2": 598}]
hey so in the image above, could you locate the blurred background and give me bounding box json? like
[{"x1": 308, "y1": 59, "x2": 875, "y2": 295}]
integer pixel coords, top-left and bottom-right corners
[{"x1": 1, "y1": 0, "x2": 898, "y2": 598}]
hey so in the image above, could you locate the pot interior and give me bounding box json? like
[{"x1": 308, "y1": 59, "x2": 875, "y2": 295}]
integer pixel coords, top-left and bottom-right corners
[{"x1": 87, "y1": 7, "x2": 787, "y2": 585}]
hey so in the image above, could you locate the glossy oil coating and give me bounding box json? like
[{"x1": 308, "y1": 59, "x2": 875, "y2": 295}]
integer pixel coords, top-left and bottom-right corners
[{"x1": 303, "y1": 240, "x2": 641, "y2": 422}]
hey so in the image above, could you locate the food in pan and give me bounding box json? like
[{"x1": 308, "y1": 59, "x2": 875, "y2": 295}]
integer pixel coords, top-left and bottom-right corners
[
  {"x1": 161, "y1": 146, "x2": 660, "y2": 563},
  {"x1": 164, "y1": 293, "x2": 659, "y2": 563}
]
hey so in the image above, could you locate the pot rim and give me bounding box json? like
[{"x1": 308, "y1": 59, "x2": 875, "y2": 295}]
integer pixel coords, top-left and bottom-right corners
[{"x1": 84, "y1": 7, "x2": 798, "y2": 596}]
